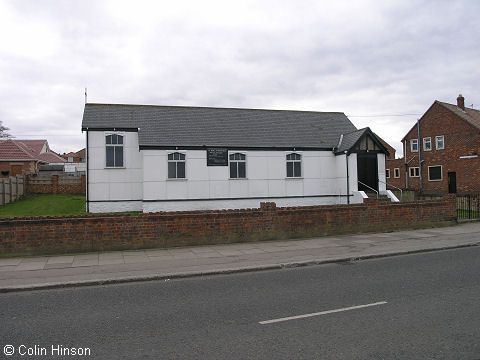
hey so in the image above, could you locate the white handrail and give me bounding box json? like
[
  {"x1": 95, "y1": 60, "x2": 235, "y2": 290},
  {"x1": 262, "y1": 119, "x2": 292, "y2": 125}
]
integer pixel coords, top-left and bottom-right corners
[
  {"x1": 358, "y1": 181, "x2": 378, "y2": 198},
  {"x1": 378, "y1": 180, "x2": 403, "y2": 201}
]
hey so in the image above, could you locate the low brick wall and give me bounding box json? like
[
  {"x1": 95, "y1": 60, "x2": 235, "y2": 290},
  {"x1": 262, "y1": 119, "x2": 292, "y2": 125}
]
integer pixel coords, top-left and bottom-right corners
[
  {"x1": 26, "y1": 175, "x2": 85, "y2": 194},
  {"x1": 0, "y1": 195, "x2": 457, "y2": 257}
]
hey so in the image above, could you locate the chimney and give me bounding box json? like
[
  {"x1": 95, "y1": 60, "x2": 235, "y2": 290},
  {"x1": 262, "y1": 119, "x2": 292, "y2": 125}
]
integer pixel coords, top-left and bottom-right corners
[{"x1": 457, "y1": 94, "x2": 465, "y2": 110}]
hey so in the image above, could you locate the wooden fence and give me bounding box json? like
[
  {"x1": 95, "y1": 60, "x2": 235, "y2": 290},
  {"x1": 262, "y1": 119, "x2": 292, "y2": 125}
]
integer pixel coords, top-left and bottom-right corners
[
  {"x1": 26, "y1": 175, "x2": 85, "y2": 194},
  {"x1": 0, "y1": 175, "x2": 25, "y2": 206}
]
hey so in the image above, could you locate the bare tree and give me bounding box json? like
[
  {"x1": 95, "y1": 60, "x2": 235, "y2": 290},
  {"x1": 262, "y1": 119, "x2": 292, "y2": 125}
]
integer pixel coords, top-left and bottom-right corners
[{"x1": 0, "y1": 121, "x2": 11, "y2": 139}]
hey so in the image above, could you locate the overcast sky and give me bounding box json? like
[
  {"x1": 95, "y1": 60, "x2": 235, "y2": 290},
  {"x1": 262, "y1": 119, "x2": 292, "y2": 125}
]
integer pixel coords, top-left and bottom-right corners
[{"x1": 1, "y1": 0, "x2": 478, "y2": 156}]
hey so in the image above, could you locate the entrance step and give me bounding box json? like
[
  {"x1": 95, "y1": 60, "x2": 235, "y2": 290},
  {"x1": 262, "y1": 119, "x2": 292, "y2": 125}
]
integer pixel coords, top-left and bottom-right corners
[{"x1": 365, "y1": 192, "x2": 391, "y2": 202}]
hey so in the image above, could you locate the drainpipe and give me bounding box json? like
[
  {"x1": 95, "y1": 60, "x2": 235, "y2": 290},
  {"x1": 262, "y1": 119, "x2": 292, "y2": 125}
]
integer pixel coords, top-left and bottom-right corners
[
  {"x1": 345, "y1": 151, "x2": 350, "y2": 204},
  {"x1": 85, "y1": 128, "x2": 89, "y2": 213},
  {"x1": 417, "y1": 119, "x2": 423, "y2": 192},
  {"x1": 404, "y1": 140, "x2": 408, "y2": 189}
]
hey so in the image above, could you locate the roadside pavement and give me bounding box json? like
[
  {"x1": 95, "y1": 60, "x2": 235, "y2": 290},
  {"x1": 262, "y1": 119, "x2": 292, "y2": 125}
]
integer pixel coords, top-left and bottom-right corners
[{"x1": 1, "y1": 221, "x2": 479, "y2": 292}]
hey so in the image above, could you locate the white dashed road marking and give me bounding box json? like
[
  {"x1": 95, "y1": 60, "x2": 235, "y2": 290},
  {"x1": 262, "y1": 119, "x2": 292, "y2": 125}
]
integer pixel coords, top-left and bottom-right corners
[{"x1": 259, "y1": 301, "x2": 388, "y2": 325}]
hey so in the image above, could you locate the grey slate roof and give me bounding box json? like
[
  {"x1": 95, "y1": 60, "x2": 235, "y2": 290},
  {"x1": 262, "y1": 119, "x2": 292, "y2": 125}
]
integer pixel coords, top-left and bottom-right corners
[
  {"x1": 82, "y1": 103, "x2": 358, "y2": 149},
  {"x1": 336, "y1": 128, "x2": 368, "y2": 153}
]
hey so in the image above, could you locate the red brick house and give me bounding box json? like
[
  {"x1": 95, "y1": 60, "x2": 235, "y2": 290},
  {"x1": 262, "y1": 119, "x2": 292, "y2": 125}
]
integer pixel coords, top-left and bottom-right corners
[
  {"x1": 387, "y1": 94, "x2": 480, "y2": 195},
  {"x1": 0, "y1": 139, "x2": 65, "y2": 178},
  {"x1": 63, "y1": 148, "x2": 86, "y2": 163}
]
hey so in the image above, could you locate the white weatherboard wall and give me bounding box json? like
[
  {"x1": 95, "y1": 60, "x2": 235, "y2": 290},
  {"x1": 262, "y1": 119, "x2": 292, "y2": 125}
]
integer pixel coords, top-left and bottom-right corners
[
  {"x1": 142, "y1": 149, "x2": 356, "y2": 212},
  {"x1": 86, "y1": 132, "x2": 375, "y2": 213},
  {"x1": 88, "y1": 131, "x2": 143, "y2": 213}
]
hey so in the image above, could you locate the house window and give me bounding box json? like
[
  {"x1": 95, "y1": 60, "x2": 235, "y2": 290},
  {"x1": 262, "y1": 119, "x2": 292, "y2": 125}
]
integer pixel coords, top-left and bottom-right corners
[
  {"x1": 229, "y1": 153, "x2": 246, "y2": 179},
  {"x1": 106, "y1": 134, "x2": 124, "y2": 167},
  {"x1": 168, "y1": 152, "x2": 186, "y2": 179},
  {"x1": 394, "y1": 168, "x2": 400, "y2": 178},
  {"x1": 423, "y1": 137, "x2": 432, "y2": 151},
  {"x1": 410, "y1": 139, "x2": 418, "y2": 152},
  {"x1": 428, "y1": 165, "x2": 442, "y2": 181},
  {"x1": 386, "y1": 169, "x2": 390, "y2": 179},
  {"x1": 436, "y1": 136, "x2": 445, "y2": 150},
  {"x1": 409, "y1": 167, "x2": 420, "y2": 177},
  {"x1": 68, "y1": 156, "x2": 73, "y2": 162},
  {"x1": 286, "y1": 153, "x2": 302, "y2": 178},
  {"x1": 1, "y1": 171, "x2": 9, "y2": 176}
]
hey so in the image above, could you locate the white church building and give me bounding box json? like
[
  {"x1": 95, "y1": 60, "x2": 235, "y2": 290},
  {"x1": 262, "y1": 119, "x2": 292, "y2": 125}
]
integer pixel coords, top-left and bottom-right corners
[{"x1": 81, "y1": 103, "x2": 395, "y2": 213}]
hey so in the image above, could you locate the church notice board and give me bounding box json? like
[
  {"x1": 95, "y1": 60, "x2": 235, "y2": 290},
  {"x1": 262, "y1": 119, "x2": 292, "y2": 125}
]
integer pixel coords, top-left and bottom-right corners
[{"x1": 207, "y1": 148, "x2": 228, "y2": 166}]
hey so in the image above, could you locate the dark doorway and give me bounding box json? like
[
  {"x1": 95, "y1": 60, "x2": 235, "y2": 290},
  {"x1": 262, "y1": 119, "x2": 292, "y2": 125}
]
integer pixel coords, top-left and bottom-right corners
[
  {"x1": 448, "y1": 172, "x2": 457, "y2": 194},
  {"x1": 357, "y1": 153, "x2": 378, "y2": 191}
]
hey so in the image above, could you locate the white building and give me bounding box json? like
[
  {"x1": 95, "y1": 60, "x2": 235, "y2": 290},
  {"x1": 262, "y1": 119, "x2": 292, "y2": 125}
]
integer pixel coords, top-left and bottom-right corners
[{"x1": 82, "y1": 104, "x2": 394, "y2": 213}]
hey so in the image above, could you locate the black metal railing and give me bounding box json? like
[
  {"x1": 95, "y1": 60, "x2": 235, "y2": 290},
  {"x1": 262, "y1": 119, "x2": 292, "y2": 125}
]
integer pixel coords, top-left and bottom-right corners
[{"x1": 457, "y1": 194, "x2": 480, "y2": 220}]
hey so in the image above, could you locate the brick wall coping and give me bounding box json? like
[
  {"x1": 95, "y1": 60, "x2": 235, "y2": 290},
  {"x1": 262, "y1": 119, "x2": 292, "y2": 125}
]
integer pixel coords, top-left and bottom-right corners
[{"x1": 0, "y1": 196, "x2": 453, "y2": 224}]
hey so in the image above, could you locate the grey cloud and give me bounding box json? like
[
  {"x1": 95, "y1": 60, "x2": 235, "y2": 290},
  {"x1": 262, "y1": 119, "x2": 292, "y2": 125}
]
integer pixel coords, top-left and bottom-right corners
[{"x1": 0, "y1": 0, "x2": 479, "y2": 155}]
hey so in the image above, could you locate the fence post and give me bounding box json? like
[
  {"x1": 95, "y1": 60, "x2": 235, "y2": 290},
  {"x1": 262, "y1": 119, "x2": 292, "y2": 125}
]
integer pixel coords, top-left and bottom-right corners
[
  {"x1": 5, "y1": 178, "x2": 11, "y2": 204},
  {"x1": 52, "y1": 175, "x2": 58, "y2": 194},
  {"x1": 0, "y1": 178, "x2": 4, "y2": 205},
  {"x1": 17, "y1": 174, "x2": 24, "y2": 197},
  {"x1": 81, "y1": 175, "x2": 86, "y2": 194},
  {"x1": 468, "y1": 195, "x2": 472, "y2": 219}
]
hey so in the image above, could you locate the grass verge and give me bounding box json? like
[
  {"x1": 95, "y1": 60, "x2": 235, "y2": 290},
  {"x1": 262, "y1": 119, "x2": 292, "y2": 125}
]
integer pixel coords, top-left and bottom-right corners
[{"x1": 0, "y1": 194, "x2": 86, "y2": 218}]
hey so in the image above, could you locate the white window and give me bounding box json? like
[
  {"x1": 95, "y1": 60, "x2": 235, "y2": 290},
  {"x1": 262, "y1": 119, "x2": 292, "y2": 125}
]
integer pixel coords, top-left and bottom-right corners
[
  {"x1": 386, "y1": 169, "x2": 390, "y2": 179},
  {"x1": 428, "y1": 165, "x2": 442, "y2": 181},
  {"x1": 286, "y1": 153, "x2": 301, "y2": 178},
  {"x1": 168, "y1": 152, "x2": 186, "y2": 179},
  {"x1": 68, "y1": 156, "x2": 73, "y2": 163},
  {"x1": 409, "y1": 167, "x2": 420, "y2": 177},
  {"x1": 423, "y1": 137, "x2": 432, "y2": 151},
  {"x1": 436, "y1": 136, "x2": 445, "y2": 150},
  {"x1": 229, "y1": 153, "x2": 246, "y2": 179},
  {"x1": 394, "y1": 168, "x2": 400, "y2": 178},
  {"x1": 410, "y1": 139, "x2": 418, "y2": 152},
  {"x1": 106, "y1": 134, "x2": 124, "y2": 167}
]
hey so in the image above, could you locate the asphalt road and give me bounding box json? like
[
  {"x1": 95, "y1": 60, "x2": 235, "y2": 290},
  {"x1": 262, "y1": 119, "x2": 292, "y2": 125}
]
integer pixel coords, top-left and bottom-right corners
[{"x1": 1, "y1": 247, "x2": 480, "y2": 359}]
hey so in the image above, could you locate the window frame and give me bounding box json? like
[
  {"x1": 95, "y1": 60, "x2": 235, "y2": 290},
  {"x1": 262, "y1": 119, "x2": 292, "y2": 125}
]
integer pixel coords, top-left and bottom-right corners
[
  {"x1": 436, "y1": 135, "x2": 445, "y2": 150},
  {"x1": 409, "y1": 167, "x2": 420, "y2": 178},
  {"x1": 386, "y1": 169, "x2": 390, "y2": 179},
  {"x1": 286, "y1": 152, "x2": 302, "y2": 178},
  {"x1": 394, "y1": 168, "x2": 400, "y2": 178},
  {"x1": 229, "y1": 152, "x2": 247, "y2": 179},
  {"x1": 423, "y1": 137, "x2": 432, "y2": 151},
  {"x1": 428, "y1": 165, "x2": 443, "y2": 181},
  {"x1": 410, "y1": 139, "x2": 418, "y2": 152},
  {"x1": 167, "y1": 151, "x2": 186, "y2": 179},
  {"x1": 105, "y1": 133, "x2": 125, "y2": 168}
]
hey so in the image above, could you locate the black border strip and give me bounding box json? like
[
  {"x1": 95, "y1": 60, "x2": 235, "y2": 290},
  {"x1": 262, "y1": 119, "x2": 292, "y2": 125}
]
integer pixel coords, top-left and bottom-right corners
[
  {"x1": 139, "y1": 145, "x2": 333, "y2": 151},
  {"x1": 81, "y1": 127, "x2": 138, "y2": 132},
  {"x1": 87, "y1": 194, "x2": 353, "y2": 203}
]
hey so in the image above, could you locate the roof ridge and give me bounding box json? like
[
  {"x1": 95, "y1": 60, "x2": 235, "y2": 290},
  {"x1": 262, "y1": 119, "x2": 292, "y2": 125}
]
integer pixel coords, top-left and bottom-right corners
[
  {"x1": 342, "y1": 127, "x2": 368, "y2": 135},
  {"x1": 85, "y1": 102, "x2": 346, "y2": 115},
  {"x1": 437, "y1": 100, "x2": 480, "y2": 113}
]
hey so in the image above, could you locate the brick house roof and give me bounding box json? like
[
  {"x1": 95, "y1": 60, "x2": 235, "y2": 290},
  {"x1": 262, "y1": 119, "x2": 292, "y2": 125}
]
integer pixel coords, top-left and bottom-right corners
[
  {"x1": 0, "y1": 139, "x2": 65, "y2": 163},
  {"x1": 37, "y1": 151, "x2": 66, "y2": 163},
  {"x1": 438, "y1": 101, "x2": 480, "y2": 131},
  {"x1": 76, "y1": 148, "x2": 86, "y2": 158},
  {"x1": 402, "y1": 98, "x2": 480, "y2": 141},
  {"x1": 18, "y1": 139, "x2": 48, "y2": 154},
  {"x1": 0, "y1": 140, "x2": 37, "y2": 160}
]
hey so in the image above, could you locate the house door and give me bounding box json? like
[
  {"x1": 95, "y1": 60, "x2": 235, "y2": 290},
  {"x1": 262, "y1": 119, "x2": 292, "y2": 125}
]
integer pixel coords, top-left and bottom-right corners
[
  {"x1": 357, "y1": 153, "x2": 378, "y2": 192},
  {"x1": 448, "y1": 172, "x2": 457, "y2": 194}
]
